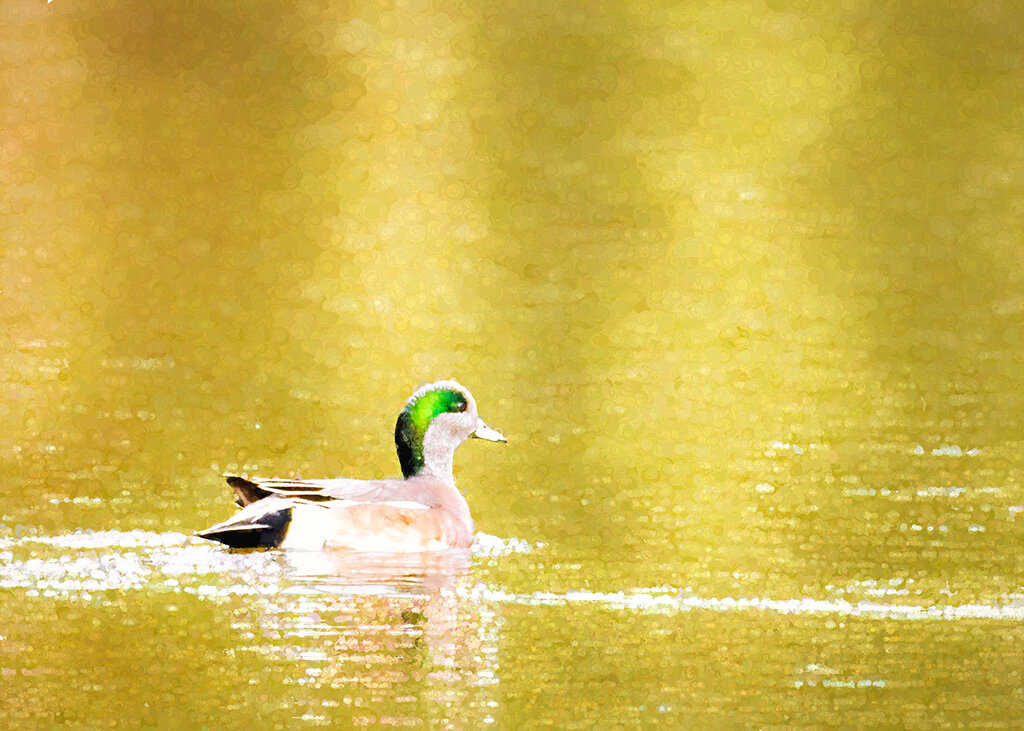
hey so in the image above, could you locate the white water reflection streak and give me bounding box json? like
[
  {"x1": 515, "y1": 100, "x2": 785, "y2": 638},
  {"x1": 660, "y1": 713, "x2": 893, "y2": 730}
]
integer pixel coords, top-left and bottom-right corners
[{"x1": 1, "y1": 530, "x2": 1022, "y2": 622}]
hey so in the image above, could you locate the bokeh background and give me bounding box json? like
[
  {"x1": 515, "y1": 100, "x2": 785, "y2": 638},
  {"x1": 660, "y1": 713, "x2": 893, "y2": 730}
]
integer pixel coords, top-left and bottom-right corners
[{"x1": 3, "y1": 0, "x2": 1024, "y2": 726}]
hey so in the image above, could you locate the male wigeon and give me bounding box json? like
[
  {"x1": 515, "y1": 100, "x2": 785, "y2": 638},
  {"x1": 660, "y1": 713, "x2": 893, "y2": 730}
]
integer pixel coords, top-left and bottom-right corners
[{"x1": 198, "y1": 380, "x2": 506, "y2": 551}]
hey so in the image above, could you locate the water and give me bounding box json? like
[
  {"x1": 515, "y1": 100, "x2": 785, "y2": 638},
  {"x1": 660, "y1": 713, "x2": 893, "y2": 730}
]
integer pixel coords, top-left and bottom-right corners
[{"x1": 4, "y1": 0, "x2": 1024, "y2": 726}]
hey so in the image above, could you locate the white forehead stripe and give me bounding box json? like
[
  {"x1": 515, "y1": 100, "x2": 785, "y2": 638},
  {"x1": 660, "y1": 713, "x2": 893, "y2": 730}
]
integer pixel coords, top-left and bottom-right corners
[{"x1": 406, "y1": 379, "x2": 476, "y2": 411}]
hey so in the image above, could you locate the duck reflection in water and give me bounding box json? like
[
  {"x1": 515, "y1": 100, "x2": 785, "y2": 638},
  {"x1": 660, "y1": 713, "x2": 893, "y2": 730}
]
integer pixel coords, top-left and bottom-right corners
[{"x1": 239, "y1": 548, "x2": 500, "y2": 726}]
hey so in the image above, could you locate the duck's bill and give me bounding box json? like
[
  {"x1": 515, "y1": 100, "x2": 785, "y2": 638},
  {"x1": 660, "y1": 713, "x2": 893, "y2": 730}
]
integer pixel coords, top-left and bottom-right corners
[{"x1": 473, "y1": 419, "x2": 507, "y2": 442}]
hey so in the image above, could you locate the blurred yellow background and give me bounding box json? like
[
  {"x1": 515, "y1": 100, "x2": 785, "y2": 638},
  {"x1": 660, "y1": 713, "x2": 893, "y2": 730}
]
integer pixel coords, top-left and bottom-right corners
[{"x1": 3, "y1": 0, "x2": 1024, "y2": 725}]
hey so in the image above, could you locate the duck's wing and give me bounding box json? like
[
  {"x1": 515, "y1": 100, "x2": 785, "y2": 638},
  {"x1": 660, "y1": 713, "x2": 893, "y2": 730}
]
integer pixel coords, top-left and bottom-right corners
[
  {"x1": 197, "y1": 496, "x2": 294, "y2": 548},
  {"x1": 226, "y1": 475, "x2": 392, "y2": 507}
]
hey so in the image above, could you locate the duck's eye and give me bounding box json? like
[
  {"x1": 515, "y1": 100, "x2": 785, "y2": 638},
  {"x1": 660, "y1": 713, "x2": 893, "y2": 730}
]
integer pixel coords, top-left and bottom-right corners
[{"x1": 454, "y1": 399, "x2": 468, "y2": 413}]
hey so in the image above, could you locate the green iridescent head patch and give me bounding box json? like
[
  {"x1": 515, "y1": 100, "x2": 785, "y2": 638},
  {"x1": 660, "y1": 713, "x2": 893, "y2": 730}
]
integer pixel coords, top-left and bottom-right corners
[{"x1": 394, "y1": 388, "x2": 469, "y2": 477}]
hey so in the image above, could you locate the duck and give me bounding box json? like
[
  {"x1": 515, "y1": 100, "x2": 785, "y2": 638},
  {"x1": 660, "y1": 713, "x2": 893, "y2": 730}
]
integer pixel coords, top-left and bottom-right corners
[{"x1": 197, "y1": 379, "x2": 506, "y2": 551}]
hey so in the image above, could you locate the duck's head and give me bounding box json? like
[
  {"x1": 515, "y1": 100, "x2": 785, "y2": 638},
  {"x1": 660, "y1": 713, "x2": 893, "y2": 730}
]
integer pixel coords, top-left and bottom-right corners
[{"x1": 395, "y1": 379, "x2": 506, "y2": 479}]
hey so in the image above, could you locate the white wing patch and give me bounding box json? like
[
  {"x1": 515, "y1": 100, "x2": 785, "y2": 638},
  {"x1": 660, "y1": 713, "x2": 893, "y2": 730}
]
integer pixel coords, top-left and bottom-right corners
[
  {"x1": 376, "y1": 500, "x2": 430, "y2": 511},
  {"x1": 304, "y1": 499, "x2": 431, "y2": 511}
]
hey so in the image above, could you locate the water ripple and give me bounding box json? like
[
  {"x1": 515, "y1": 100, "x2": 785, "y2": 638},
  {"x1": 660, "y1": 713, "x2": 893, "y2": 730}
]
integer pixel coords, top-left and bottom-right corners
[
  {"x1": 2, "y1": 530, "x2": 1022, "y2": 621},
  {"x1": 465, "y1": 586, "x2": 1024, "y2": 621}
]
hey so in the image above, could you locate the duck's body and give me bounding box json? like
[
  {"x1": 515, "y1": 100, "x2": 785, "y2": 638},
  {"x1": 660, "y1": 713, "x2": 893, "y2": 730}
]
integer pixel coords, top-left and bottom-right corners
[
  {"x1": 208, "y1": 474, "x2": 474, "y2": 551},
  {"x1": 197, "y1": 380, "x2": 505, "y2": 552}
]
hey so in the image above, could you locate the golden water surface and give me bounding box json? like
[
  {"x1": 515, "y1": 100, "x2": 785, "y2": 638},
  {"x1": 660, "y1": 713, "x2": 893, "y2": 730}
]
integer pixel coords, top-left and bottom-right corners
[{"x1": 3, "y1": 0, "x2": 1024, "y2": 726}]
